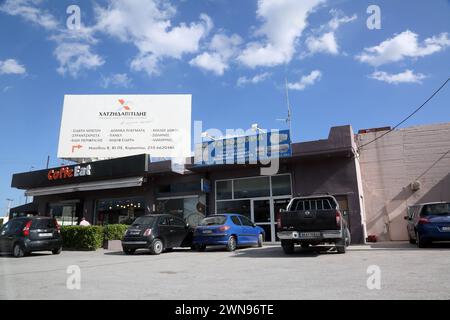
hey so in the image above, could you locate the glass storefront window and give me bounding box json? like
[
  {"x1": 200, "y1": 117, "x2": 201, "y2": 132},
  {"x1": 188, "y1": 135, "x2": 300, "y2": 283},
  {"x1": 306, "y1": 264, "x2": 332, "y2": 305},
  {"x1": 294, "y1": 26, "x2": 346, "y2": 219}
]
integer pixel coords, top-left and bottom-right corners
[
  {"x1": 49, "y1": 202, "x2": 79, "y2": 226},
  {"x1": 234, "y1": 177, "x2": 270, "y2": 199},
  {"x1": 271, "y1": 175, "x2": 291, "y2": 196},
  {"x1": 96, "y1": 197, "x2": 146, "y2": 225},
  {"x1": 156, "y1": 195, "x2": 206, "y2": 227},
  {"x1": 216, "y1": 200, "x2": 251, "y2": 219},
  {"x1": 216, "y1": 180, "x2": 232, "y2": 200}
]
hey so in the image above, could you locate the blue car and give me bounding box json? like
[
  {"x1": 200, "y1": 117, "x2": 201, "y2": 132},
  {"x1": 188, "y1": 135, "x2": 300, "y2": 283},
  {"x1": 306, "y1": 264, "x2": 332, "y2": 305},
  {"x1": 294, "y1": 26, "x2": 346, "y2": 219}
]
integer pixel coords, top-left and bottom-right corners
[
  {"x1": 193, "y1": 214, "x2": 265, "y2": 251},
  {"x1": 405, "y1": 202, "x2": 450, "y2": 247}
]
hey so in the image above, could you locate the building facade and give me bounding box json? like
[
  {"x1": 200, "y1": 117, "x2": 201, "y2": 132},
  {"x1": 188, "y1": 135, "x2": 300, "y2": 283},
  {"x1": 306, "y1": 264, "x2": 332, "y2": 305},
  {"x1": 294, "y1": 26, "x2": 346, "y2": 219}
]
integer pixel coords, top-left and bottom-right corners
[
  {"x1": 11, "y1": 125, "x2": 369, "y2": 243},
  {"x1": 357, "y1": 123, "x2": 450, "y2": 241}
]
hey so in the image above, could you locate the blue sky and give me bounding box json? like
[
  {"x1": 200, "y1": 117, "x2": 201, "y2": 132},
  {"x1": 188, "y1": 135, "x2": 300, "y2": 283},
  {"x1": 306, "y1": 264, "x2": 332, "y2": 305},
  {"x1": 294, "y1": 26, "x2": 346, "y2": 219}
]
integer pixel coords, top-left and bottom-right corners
[{"x1": 0, "y1": 0, "x2": 449, "y2": 211}]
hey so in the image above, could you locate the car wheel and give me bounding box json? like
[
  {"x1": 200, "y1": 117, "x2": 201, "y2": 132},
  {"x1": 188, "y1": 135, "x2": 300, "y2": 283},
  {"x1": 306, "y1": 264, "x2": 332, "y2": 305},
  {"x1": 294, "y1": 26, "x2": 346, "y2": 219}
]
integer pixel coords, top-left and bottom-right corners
[
  {"x1": 226, "y1": 236, "x2": 237, "y2": 252},
  {"x1": 281, "y1": 240, "x2": 294, "y2": 254},
  {"x1": 409, "y1": 236, "x2": 416, "y2": 244},
  {"x1": 416, "y1": 231, "x2": 427, "y2": 248},
  {"x1": 123, "y1": 248, "x2": 135, "y2": 255},
  {"x1": 257, "y1": 234, "x2": 264, "y2": 247},
  {"x1": 13, "y1": 243, "x2": 26, "y2": 258},
  {"x1": 149, "y1": 239, "x2": 164, "y2": 255},
  {"x1": 336, "y1": 245, "x2": 346, "y2": 254},
  {"x1": 52, "y1": 247, "x2": 62, "y2": 255},
  {"x1": 345, "y1": 228, "x2": 351, "y2": 247}
]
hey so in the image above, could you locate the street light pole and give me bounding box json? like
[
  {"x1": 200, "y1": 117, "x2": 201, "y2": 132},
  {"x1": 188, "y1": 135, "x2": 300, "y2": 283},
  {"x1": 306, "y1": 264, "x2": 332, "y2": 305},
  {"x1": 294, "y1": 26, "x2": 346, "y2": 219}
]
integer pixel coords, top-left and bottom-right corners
[{"x1": 6, "y1": 198, "x2": 13, "y2": 219}]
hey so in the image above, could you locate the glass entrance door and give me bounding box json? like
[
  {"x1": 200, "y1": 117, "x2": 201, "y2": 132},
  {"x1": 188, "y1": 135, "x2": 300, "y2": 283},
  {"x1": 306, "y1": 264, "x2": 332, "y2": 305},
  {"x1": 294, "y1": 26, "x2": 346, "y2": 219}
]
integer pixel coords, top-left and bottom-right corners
[{"x1": 251, "y1": 199, "x2": 274, "y2": 242}]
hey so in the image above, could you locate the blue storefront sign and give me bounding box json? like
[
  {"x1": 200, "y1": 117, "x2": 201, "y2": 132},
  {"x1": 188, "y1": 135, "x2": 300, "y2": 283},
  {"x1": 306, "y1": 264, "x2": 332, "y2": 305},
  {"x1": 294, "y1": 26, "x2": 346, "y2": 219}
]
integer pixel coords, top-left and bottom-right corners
[{"x1": 194, "y1": 129, "x2": 292, "y2": 166}]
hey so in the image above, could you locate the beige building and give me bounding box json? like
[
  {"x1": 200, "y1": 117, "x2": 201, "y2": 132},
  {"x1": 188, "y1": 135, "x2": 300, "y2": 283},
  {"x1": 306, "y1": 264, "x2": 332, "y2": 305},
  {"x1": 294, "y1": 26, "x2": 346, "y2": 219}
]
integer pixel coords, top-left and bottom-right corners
[{"x1": 357, "y1": 122, "x2": 450, "y2": 241}]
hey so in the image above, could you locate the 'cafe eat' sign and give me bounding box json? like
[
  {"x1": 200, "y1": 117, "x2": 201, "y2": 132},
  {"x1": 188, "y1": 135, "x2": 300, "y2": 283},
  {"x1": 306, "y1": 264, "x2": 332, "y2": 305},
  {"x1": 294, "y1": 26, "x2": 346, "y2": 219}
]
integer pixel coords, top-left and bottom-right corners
[{"x1": 47, "y1": 164, "x2": 92, "y2": 181}]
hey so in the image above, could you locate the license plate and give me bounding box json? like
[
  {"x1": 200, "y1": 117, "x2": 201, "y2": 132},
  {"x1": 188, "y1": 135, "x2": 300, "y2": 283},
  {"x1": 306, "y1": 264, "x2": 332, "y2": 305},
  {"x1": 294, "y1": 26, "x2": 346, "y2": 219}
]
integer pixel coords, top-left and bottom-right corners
[
  {"x1": 130, "y1": 231, "x2": 140, "y2": 235},
  {"x1": 39, "y1": 233, "x2": 53, "y2": 237},
  {"x1": 441, "y1": 227, "x2": 450, "y2": 232},
  {"x1": 203, "y1": 230, "x2": 212, "y2": 234},
  {"x1": 299, "y1": 232, "x2": 320, "y2": 238}
]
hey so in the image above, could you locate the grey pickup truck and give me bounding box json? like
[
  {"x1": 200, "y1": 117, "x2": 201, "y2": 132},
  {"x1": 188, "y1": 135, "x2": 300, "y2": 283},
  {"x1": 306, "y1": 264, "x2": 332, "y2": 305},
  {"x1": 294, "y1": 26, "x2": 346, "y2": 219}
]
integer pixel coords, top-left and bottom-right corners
[{"x1": 277, "y1": 195, "x2": 351, "y2": 254}]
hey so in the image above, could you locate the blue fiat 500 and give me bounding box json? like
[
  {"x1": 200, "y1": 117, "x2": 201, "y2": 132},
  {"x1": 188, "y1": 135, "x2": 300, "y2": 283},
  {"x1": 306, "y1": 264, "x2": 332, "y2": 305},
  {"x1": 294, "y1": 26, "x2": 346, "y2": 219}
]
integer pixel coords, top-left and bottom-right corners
[{"x1": 193, "y1": 214, "x2": 265, "y2": 252}]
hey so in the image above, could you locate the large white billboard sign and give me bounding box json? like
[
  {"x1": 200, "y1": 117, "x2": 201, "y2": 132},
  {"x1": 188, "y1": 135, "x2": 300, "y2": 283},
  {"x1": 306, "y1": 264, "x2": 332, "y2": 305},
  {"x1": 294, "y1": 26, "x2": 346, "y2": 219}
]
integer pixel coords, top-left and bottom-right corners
[{"x1": 57, "y1": 94, "x2": 191, "y2": 159}]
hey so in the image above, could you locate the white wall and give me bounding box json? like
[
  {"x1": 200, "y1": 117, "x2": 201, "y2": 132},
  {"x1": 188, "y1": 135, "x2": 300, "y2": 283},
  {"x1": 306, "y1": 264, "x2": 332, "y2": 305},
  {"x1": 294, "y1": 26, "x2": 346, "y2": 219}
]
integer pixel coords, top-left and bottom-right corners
[{"x1": 357, "y1": 123, "x2": 450, "y2": 241}]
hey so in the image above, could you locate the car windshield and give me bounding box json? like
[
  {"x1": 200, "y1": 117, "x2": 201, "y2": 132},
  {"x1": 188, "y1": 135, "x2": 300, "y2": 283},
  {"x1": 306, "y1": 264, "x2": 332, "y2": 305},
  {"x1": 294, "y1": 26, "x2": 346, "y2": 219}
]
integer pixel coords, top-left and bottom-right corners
[
  {"x1": 30, "y1": 219, "x2": 56, "y2": 229},
  {"x1": 199, "y1": 216, "x2": 227, "y2": 226},
  {"x1": 422, "y1": 203, "x2": 450, "y2": 216},
  {"x1": 132, "y1": 216, "x2": 155, "y2": 226}
]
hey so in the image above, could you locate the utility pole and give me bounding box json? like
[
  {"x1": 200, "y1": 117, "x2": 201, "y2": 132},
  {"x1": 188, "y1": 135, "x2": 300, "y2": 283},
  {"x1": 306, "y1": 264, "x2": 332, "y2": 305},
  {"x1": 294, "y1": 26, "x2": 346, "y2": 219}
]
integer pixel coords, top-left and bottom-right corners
[
  {"x1": 284, "y1": 77, "x2": 292, "y2": 134},
  {"x1": 277, "y1": 78, "x2": 293, "y2": 134}
]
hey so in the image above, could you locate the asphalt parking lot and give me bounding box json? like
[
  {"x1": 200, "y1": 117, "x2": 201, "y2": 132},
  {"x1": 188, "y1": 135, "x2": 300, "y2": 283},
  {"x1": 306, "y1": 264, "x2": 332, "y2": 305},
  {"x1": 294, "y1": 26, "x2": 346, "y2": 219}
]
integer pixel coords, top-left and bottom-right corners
[{"x1": 1, "y1": 242, "x2": 450, "y2": 300}]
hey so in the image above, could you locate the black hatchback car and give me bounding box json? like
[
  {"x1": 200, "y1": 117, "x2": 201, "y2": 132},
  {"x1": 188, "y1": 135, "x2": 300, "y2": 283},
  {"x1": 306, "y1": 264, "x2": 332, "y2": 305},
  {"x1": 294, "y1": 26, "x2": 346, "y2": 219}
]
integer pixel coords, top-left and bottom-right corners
[
  {"x1": 0, "y1": 217, "x2": 63, "y2": 257},
  {"x1": 122, "y1": 214, "x2": 193, "y2": 255}
]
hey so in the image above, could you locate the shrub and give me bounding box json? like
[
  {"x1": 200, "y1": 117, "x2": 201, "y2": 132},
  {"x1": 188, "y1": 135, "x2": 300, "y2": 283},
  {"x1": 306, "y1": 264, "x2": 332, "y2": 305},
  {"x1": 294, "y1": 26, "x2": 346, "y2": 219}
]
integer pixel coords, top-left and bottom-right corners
[
  {"x1": 104, "y1": 224, "x2": 128, "y2": 241},
  {"x1": 60, "y1": 225, "x2": 104, "y2": 250}
]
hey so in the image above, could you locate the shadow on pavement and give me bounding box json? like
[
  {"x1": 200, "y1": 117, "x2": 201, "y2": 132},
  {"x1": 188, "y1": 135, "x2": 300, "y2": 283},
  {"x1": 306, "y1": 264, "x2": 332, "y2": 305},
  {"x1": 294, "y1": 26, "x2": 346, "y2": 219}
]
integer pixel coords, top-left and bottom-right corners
[
  {"x1": 230, "y1": 245, "x2": 340, "y2": 258},
  {"x1": 103, "y1": 247, "x2": 193, "y2": 256},
  {"x1": 0, "y1": 252, "x2": 54, "y2": 259},
  {"x1": 350, "y1": 241, "x2": 450, "y2": 251}
]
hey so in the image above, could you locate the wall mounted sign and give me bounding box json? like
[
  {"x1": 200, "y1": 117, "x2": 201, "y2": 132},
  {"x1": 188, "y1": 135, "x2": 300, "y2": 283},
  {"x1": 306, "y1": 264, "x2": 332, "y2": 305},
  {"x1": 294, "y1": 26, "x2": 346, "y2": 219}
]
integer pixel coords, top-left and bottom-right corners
[{"x1": 194, "y1": 130, "x2": 292, "y2": 166}]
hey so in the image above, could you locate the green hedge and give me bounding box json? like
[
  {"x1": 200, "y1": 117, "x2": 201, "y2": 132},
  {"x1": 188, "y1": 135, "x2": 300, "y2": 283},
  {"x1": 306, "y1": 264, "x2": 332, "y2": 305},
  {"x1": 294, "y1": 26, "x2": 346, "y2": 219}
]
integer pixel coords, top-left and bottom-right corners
[
  {"x1": 60, "y1": 225, "x2": 104, "y2": 250},
  {"x1": 104, "y1": 224, "x2": 128, "y2": 241},
  {"x1": 60, "y1": 224, "x2": 129, "y2": 250}
]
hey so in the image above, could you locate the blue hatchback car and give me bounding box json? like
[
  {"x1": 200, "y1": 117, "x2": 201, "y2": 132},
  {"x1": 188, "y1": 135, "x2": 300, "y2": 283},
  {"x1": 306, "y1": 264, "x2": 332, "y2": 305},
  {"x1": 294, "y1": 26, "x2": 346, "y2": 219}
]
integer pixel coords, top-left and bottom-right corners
[
  {"x1": 405, "y1": 202, "x2": 450, "y2": 247},
  {"x1": 193, "y1": 214, "x2": 265, "y2": 251}
]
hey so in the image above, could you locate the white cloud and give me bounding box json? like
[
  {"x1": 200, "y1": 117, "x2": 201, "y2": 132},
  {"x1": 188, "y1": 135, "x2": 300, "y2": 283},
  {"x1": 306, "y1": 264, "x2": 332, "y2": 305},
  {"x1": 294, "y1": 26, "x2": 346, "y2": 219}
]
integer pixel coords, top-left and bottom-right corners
[
  {"x1": 238, "y1": 0, "x2": 323, "y2": 68},
  {"x1": 356, "y1": 30, "x2": 450, "y2": 66},
  {"x1": 369, "y1": 69, "x2": 427, "y2": 84},
  {"x1": 101, "y1": 73, "x2": 133, "y2": 88},
  {"x1": 54, "y1": 43, "x2": 104, "y2": 78},
  {"x1": 327, "y1": 9, "x2": 357, "y2": 30},
  {"x1": 189, "y1": 53, "x2": 227, "y2": 75},
  {"x1": 305, "y1": 9, "x2": 356, "y2": 56},
  {"x1": 190, "y1": 33, "x2": 242, "y2": 75},
  {"x1": 0, "y1": 0, "x2": 58, "y2": 30},
  {"x1": 0, "y1": 59, "x2": 26, "y2": 75},
  {"x1": 94, "y1": 0, "x2": 213, "y2": 76},
  {"x1": 237, "y1": 72, "x2": 271, "y2": 86},
  {"x1": 287, "y1": 70, "x2": 322, "y2": 90},
  {"x1": 306, "y1": 32, "x2": 338, "y2": 55}
]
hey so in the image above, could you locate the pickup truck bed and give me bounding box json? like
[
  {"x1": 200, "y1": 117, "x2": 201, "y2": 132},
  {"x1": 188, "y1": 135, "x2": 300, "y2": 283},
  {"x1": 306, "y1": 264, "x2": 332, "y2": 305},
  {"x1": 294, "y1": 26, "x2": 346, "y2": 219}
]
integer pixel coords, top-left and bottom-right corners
[{"x1": 277, "y1": 195, "x2": 350, "y2": 254}]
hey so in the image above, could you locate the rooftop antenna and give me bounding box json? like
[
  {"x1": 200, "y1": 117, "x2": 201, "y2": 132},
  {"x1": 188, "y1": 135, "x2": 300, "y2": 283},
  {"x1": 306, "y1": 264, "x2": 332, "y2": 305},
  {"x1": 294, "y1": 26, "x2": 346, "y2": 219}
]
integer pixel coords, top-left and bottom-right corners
[{"x1": 276, "y1": 77, "x2": 292, "y2": 133}]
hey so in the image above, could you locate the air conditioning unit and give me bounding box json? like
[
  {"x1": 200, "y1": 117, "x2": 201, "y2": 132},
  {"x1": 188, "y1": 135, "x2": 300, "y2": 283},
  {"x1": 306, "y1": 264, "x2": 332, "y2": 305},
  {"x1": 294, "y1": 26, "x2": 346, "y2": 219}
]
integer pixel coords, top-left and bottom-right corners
[{"x1": 410, "y1": 181, "x2": 421, "y2": 191}]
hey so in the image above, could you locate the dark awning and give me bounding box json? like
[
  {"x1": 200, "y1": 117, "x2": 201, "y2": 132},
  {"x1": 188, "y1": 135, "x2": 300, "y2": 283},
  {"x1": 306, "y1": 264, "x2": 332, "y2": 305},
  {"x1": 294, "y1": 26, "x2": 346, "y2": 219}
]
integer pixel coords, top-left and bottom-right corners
[{"x1": 10, "y1": 202, "x2": 38, "y2": 214}]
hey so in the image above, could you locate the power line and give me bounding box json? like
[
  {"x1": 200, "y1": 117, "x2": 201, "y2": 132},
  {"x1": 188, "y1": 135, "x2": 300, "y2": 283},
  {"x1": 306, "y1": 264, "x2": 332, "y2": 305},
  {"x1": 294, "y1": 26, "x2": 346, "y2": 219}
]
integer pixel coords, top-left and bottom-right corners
[
  {"x1": 358, "y1": 76, "x2": 450, "y2": 152},
  {"x1": 415, "y1": 147, "x2": 450, "y2": 181}
]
